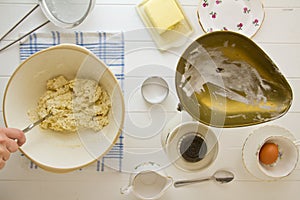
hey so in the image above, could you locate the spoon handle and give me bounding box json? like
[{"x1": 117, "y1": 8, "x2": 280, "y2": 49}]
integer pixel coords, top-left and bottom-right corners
[
  {"x1": 22, "y1": 113, "x2": 51, "y2": 133},
  {"x1": 173, "y1": 177, "x2": 211, "y2": 188}
]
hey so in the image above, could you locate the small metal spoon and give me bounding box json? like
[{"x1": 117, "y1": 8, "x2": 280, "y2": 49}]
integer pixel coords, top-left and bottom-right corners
[
  {"x1": 173, "y1": 170, "x2": 234, "y2": 188},
  {"x1": 22, "y1": 113, "x2": 52, "y2": 133}
]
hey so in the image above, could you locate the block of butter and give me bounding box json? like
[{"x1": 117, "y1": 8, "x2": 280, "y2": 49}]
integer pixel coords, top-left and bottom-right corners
[
  {"x1": 136, "y1": 0, "x2": 193, "y2": 50},
  {"x1": 144, "y1": 0, "x2": 185, "y2": 34}
]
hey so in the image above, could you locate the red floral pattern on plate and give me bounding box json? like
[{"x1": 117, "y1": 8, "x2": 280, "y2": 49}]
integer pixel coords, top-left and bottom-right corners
[
  {"x1": 203, "y1": 0, "x2": 209, "y2": 7},
  {"x1": 237, "y1": 23, "x2": 243, "y2": 30},
  {"x1": 253, "y1": 19, "x2": 259, "y2": 26},
  {"x1": 209, "y1": 11, "x2": 217, "y2": 18},
  {"x1": 243, "y1": 7, "x2": 251, "y2": 14},
  {"x1": 198, "y1": 0, "x2": 264, "y2": 37}
]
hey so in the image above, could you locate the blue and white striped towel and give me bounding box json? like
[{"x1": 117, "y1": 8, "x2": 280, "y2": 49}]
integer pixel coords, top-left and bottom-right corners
[{"x1": 19, "y1": 31, "x2": 125, "y2": 172}]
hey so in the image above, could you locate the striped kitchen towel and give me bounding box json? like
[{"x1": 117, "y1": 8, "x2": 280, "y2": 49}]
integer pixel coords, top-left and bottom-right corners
[{"x1": 19, "y1": 31, "x2": 125, "y2": 172}]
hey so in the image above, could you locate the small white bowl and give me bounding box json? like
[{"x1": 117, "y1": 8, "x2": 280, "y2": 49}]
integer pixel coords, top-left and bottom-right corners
[
  {"x1": 162, "y1": 121, "x2": 219, "y2": 171},
  {"x1": 242, "y1": 125, "x2": 299, "y2": 180},
  {"x1": 3, "y1": 44, "x2": 125, "y2": 173},
  {"x1": 257, "y1": 136, "x2": 299, "y2": 179}
]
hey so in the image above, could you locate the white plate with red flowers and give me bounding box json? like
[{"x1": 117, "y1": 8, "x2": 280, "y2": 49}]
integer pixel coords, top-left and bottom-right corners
[{"x1": 197, "y1": 0, "x2": 264, "y2": 38}]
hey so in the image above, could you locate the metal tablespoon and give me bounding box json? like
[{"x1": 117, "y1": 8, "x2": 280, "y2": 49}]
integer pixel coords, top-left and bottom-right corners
[
  {"x1": 22, "y1": 113, "x2": 52, "y2": 133},
  {"x1": 173, "y1": 170, "x2": 234, "y2": 188}
]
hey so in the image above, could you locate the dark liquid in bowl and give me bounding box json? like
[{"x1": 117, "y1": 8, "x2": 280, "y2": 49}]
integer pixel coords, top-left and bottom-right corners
[{"x1": 179, "y1": 133, "x2": 207, "y2": 163}]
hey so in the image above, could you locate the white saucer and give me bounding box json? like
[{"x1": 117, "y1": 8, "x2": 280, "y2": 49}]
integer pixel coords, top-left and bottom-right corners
[
  {"x1": 197, "y1": 0, "x2": 265, "y2": 38},
  {"x1": 242, "y1": 125, "x2": 296, "y2": 181}
]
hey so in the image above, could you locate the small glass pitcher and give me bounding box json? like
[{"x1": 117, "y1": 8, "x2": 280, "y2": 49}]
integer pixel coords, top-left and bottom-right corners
[{"x1": 120, "y1": 162, "x2": 173, "y2": 200}]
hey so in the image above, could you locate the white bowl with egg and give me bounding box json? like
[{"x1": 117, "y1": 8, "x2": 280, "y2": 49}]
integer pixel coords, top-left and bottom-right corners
[
  {"x1": 242, "y1": 125, "x2": 299, "y2": 180},
  {"x1": 3, "y1": 44, "x2": 125, "y2": 172}
]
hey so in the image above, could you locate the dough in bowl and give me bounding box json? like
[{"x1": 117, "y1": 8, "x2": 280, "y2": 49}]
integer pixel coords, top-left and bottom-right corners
[{"x1": 29, "y1": 75, "x2": 111, "y2": 132}]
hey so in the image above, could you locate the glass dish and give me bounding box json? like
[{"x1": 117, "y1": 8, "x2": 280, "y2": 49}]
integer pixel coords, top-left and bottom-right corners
[{"x1": 136, "y1": 0, "x2": 194, "y2": 50}]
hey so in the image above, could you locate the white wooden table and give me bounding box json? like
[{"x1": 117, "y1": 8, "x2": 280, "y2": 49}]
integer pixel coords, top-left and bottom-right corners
[{"x1": 0, "y1": 0, "x2": 300, "y2": 199}]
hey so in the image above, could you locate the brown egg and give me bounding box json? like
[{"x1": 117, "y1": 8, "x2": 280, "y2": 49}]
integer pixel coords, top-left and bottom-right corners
[{"x1": 259, "y1": 143, "x2": 279, "y2": 165}]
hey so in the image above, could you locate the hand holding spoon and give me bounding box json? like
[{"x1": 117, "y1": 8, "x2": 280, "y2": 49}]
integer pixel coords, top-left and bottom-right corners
[
  {"x1": 174, "y1": 170, "x2": 234, "y2": 188},
  {"x1": 22, "y1": 113, "x2": 52, "y2": 133}
]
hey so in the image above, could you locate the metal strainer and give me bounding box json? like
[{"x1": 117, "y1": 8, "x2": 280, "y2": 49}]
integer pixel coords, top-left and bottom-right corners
[{"x1": 0, "y1": 0, "x2": 95, "y2": 51}]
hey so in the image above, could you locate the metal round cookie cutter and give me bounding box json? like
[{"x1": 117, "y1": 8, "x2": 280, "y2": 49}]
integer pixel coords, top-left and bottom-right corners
[{"x1": 141, "y1": 76, "x2": 169, "y2": 104}]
